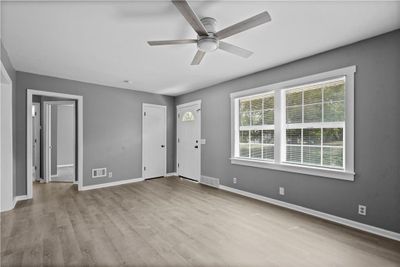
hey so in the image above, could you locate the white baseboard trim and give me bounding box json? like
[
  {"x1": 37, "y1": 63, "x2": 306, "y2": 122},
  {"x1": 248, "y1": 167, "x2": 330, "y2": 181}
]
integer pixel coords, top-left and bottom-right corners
[
  {"x1": 57, "y1": 164, "x2": 74, "y2": 168},
  {"x1": 165, "y1": 172, "x2": 178, "y2": 177},
  {"x1": 1, "y1": 201, "x2": 16, "y2": 213},
  {"x1": 80, "y1": 177, "x2": 144, "y2": 191},
  {"x1": 219, "y1": 184, "x2": 400, "y2": 242},
  {"x1": 14, "y1": 195, "x2": 30, "y2": 202},
  {"x1": 4, "y1": 195, "x2": 32, "y2": 211}
]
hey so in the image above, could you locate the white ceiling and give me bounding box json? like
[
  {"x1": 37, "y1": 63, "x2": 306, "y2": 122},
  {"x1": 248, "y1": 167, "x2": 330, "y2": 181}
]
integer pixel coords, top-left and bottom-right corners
[{"x1": 2, "y1": 1, "x2": 400, "y2": 96}]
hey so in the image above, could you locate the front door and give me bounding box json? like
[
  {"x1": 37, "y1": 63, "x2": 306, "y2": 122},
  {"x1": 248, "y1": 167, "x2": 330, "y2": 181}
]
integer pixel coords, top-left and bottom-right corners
[{"x1": 177, "y1": 101, "x2": 201, "y2": 181}]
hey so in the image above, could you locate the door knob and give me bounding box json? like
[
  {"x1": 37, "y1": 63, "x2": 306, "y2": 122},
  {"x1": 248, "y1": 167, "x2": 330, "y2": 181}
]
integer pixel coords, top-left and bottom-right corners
[
  {"x1": 161, "y1": 145, "x2": 165, "y2": 148},
  {"x1": 194, "y1": 145, "x2": 198, "y2": 148}
]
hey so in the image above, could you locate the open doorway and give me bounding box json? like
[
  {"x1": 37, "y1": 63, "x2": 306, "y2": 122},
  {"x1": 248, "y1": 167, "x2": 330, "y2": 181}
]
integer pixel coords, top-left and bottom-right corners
[
  {"x1": 27, "y1": 90, "x2": 83, "y2": 198},
  {"x1": 31, "y1": 97, "x2": 76, "y2": 184}
]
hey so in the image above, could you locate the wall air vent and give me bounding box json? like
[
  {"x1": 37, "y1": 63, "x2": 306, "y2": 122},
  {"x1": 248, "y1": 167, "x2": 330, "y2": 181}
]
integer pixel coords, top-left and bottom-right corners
[
  {"x1": 92, "y1": 168, "x2": 107, "y2": 178},
  {"x1": 200, "y1": 176, "x2": 220, "y2": 188}
]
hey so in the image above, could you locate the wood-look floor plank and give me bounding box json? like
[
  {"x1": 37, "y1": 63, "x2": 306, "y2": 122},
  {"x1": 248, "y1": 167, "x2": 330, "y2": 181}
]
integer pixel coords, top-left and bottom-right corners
[{"x1": 1, "y1": 177, "x2": 400, "y2": 267}]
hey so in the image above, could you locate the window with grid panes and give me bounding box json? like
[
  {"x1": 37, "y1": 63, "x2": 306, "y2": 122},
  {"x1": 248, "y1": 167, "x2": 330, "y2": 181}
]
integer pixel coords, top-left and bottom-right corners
[
  {"x1": 239, "y1": 93, "x2": 275, "y2": 160},
  {"x1": 284, "y1": 78, "x2": 345, "y2": 169},
  {"x1": 231, "y1": 66, "x2": 355, "y2": 180}
]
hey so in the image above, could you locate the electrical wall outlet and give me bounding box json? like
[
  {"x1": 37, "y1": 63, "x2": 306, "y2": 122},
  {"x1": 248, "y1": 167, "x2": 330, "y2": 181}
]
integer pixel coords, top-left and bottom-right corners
[
  {"x1": 279, "y1": 187, "x2": 285, "y2": 196},
  {"x1": 108, "y1": 172, "x2": 113, "y2": 178},
  {"x1": 233, "y1": 177, "x2": 237, "y2": 184},
  {"x1": 358, "y1": 205, "x2": 367, "y2": 216}
]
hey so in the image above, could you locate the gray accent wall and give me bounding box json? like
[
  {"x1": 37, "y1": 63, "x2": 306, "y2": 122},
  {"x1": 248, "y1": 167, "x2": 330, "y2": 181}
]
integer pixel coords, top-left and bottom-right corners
[
  {"x1": 176, "y1": 30, "x2": 400, "y2": 233},
  {"x1": 1, "y1": 40, "x2": 17, "y2": 198},
  {"x1": 15, "y1": 72, "x2": 176, "y2": 194}
]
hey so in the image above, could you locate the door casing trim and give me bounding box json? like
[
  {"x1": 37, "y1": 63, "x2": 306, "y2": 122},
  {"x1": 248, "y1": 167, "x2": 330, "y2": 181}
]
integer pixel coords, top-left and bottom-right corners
[{"x1": 27, "y1": 89, "x2": 83, "y2": 198}]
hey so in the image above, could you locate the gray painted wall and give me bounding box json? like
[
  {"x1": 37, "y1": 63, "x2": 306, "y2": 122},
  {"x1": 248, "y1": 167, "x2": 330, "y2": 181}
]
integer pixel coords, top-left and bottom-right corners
[
  {"x1": 57, "y1": 105, "x2": 75, "y2": 166},
  {"x1": 15, "y1": 72, "x2": 176, "y2": 194},
  {"x1": 176, "y1": 30, "x2": 400, "y2": 233},
  {"x1": 1, "y1": 40, "x2": 17, "y2": 198}
]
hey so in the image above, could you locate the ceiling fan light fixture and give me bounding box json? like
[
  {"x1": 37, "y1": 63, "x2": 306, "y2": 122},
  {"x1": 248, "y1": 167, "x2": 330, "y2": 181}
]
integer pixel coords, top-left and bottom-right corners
[
  {"x1": 198, "y1": 36, "x2": 219, "y2": 52},
  {"x1": 148, "y1": 0, "x2": 271, "y2": 65}
]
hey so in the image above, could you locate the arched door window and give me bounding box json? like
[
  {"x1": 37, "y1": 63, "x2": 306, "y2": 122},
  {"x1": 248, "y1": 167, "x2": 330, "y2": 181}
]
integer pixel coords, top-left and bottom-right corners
[{"x1": 182, "y1": 111, "x2": 195, "y2": 122}]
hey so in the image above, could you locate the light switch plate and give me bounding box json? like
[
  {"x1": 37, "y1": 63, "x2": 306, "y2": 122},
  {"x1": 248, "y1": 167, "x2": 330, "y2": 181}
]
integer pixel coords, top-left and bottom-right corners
[{"x1": 279, "y1": 187, "x2": 285, "y2": 195}]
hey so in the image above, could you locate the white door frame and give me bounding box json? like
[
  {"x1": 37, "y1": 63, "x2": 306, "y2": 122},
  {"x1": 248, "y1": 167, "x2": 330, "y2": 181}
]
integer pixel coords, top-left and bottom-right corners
[
  {"x1": 32, "y1": 102, "x2": 41, "y2": 181},
  {"x1": 142, "y1": 103, "x2": 167, "y2": 179},
  {"x1": 27, "y1": 90, "x2": 83, "y2": 198},
  {"x1": 43, "y1": 101, "x2": 76, "y2": 182},
  {"x1": 176, "y1": 100, "x2": 201, "y2": 181},
  {"x1": 43, "y1": 102, "x2": 52, "y2": 182},
  {"x1": 0, "y1": 61, "x2": 14, "y2": 212}
]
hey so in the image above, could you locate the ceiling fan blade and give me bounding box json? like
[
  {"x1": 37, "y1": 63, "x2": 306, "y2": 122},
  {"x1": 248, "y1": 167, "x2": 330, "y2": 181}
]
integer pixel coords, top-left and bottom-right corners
[
  {"x1": 216, "y1": 11, "x2": 271, "y2": 40},
  {"x1": 191, "y1": 50, "x2": 206, "y2": 65},
  {"x1": 148, "y1": 39, "x2": 197, "y2": 46},
  {"x1": 172, "y1": 0, "x2": 209, "y2": 36},
  {"x1": 219, "y1": 42, "x2": 253, "y2": 58}
]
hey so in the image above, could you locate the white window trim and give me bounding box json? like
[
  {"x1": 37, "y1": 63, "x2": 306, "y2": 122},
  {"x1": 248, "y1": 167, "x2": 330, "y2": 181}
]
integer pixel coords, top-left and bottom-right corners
[{"x1": 230, "y1": 66, "x2": 356, "y2": 181}]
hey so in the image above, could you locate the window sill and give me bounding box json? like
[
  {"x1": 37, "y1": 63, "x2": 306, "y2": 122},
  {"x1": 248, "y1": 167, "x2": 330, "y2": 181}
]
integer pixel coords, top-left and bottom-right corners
[{"x1": 230, "y1": 157, "x2": 355, "y2": 181}]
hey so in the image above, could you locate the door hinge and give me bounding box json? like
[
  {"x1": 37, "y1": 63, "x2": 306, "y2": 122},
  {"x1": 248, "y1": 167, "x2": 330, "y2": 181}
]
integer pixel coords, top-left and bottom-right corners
[
  {"x1": 144, "y1": 112, "x2": 147, "y2": 116},
  {"x1": 178, "y1": 113, "x2": 180, "y2": 118},
  {"x1": 178, "y1": 138, "x2": 180, "y2": 143},
  {"x1": 144, "y1": 166, "x2": 146, "y2": 171},
  {"x1": 177, "y1": 163, "x2": 179, "y2": 168}
]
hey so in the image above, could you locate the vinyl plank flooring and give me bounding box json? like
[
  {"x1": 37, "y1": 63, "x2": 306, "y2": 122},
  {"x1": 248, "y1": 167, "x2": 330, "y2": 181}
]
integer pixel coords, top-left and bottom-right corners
[{"x1": 1, "y1": 177, "x2": 400, "y2": 267}]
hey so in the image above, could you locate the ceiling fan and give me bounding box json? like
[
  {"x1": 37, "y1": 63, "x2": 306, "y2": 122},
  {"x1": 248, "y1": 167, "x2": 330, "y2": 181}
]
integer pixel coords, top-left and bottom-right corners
[{"x1": 147, "y1": 0, "x2": 271, "y2": 65}]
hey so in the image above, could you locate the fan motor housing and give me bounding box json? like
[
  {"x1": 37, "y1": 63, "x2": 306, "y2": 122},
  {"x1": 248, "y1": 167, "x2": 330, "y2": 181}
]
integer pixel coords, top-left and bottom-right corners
[
  {"x1": 198, "y1": 36, "x2": 219, "y2": 52},
  {"x1": 198, "y1": 17, "x2": 219, "y2": 52}
]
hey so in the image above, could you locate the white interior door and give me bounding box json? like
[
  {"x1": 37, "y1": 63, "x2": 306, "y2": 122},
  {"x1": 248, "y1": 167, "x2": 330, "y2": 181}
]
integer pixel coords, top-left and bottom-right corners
[
  {"x1": 32, "y1": 103, "x2": 41, "y2": 181},
  {"x1": 142, "y1": 104, "x2": 167, "y2": 179},
  {"x1": 177, "y1": 101, "x2": 201, "y2": 181}
]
